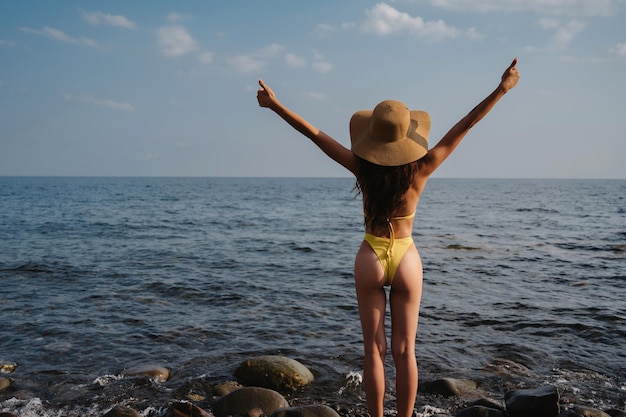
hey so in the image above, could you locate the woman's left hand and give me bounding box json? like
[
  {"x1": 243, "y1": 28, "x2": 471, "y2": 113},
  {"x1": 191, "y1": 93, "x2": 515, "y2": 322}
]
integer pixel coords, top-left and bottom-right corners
[{"x1": 500, "y1": 58, "x2": 520, "y2": 92}]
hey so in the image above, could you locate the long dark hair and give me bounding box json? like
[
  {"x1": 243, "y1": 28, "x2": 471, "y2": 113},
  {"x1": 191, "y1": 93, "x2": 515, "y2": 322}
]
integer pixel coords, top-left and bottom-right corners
[{"x1": 354, "y1": 156, "x2": 419, "y2": 232}]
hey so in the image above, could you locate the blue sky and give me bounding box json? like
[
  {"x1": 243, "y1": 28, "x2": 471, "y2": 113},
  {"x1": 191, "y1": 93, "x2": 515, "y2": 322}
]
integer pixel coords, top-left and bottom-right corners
[{"x1": 1, "y1": 0, "x2": 624, "y2": 178}]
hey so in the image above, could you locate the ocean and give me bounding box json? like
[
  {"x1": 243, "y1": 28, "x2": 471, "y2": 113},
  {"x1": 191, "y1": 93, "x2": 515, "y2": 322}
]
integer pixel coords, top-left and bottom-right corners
[{"x1": 0, "y1": 177, "x2": 624, "y2": 416}]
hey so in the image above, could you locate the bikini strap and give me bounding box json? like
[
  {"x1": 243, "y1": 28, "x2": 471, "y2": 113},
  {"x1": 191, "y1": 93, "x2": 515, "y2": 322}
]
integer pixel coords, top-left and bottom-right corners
[{"x1": 391, "y1": 211, "x2": 416, "y2": 221}]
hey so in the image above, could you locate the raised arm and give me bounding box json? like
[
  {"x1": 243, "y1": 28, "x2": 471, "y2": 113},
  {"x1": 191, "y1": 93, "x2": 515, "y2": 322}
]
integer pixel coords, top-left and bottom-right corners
[
  {"x1": 418, "y1": 58, "x2": 520, "y2": 177},
  {"x1": 257, "y1": 79, "x2": 359, "y2": 175}
]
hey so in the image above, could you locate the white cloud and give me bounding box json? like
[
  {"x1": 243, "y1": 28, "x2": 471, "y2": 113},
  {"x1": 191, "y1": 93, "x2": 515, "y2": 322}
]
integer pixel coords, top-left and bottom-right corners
[
  {"x1": 64, "y1": 94, "x2": 135, "y2": 111},
  {"x1": 167, "y1": 13, "x2": 190, "y2": 23},
  {"x1": 316, "y1": 23, "x2": 336, "y2": 37},
  {"x1": 257, "y1": 43, "x2": 284, "y2": 57},
  {"x1": 311, "y1": 49, "x2": 324, "y2": 61},
  {"x1": 312, "y1": 49, "x2": 325, "y2": 61},
  {"x1": 609, "y1": 43, "x2": 626, "y2": 57},
  {"x1": 559, "y1": 55, "x2": 608, "y2": 62},
  {"x1": 552, "y1": 20, "x2": 586, "y2": 48},
  {"x1": 157, "y1": 25, "x2": 197, "y2": 57},
  {"x1": 424, "y1": 0, "x2": 624, "y2": 16},
  {"x1": 20, "y1": 26, "x2": 97, "y2": 47},
  {"x1": 286, "y1": 53, "x2": 306, "y2": 68},
  {"x1": 465, "y1": 27, "x2": 484, "y2": 40},
  {"x1": 283, "y1": 49, "x2": 333, "y2": 73},
  {"x1": 312, "y1": 61, "x2": 333, "y2": 73},
  {"x1": 317, "y1": 23, "x2": 335, "y2": 32},
  {"x1": 82, "y1": 11, "x2": 136, "y2": 29},
  {"x1": 0, "y1": 39, "x2": 16, "y2": 47},
  {"x1": 310, "y1": 49, "x2": 333, "y2": 73},
  {"x1": 361, "y1": 3, "x2": 460, "y2": 41},
  {"x1": 198, "y1": 51, "x2": 214, "y2": 64},
  {"x1": 227, "y1": 44, "x2": 284, "y2": 74},
  {"x1": 538, "y1": 18, "x2": 586, "y2": 49},
  {"x1": 227, "y1": 55, "x2": 266, "y2": 74},
  {"x1": 228, "y1": 45, "x2": 330, "y2": 75},
  {"x1": 304, "y1": 91, "x2": 327, "y2": 100},
  {"x1": 538, "y1": 18, "x2": 559, "y2": 29}
]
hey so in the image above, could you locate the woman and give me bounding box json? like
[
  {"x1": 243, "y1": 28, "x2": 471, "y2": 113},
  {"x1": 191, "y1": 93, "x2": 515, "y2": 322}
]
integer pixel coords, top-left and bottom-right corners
[{"x1": 256, "y1": 59, "x2": 520, "y2": 417}]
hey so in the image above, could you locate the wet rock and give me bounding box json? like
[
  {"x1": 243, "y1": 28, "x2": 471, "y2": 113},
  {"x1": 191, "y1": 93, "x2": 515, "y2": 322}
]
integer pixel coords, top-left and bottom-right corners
[
  {"x1": 186, "y1": 393, "x2": 207, "y2": 402},
  {"x1": 483, "y1": 358, "x2": 533, "y2": 377},
  {"x1": 122, "y1": 364, "x2": 170, "y2": 382},
  {"x1": 0, "y1": 377, "x2": 10, "y2": 392},
  {"x1": 271, "y1": 405, "x2": 341, "y2": 417},
  {"x1": 165, "y1": 401, "x2": 214, "y2": 417},
  {"x1": 454, "y1": 397, "x2": 506, "y2": 417},
  {"x1": 558, "y1": 406, "x2": 612, "y2": 417},
  {"x1": 454, "y1": 405, "x2": 503, "y2": 417},
  {"x1": 0, "y1": 413, "x2": 18, "y2": 417},
  {"x1": 0, "y1": 361, "x2": 17, "y2": 374},
  {"x1": 419, "y1": 378, "x2": 478, "y2": 397},
  {"x1": 173, "y1": 378, "x2": 213, "y2": 402},
  {"x1": 248, "y1": 409, "x2": 264, "y2": 417},
  {"x1": 468, "y1": 398, "x2": 504, "y2": 411},
  {"x1": 504, "y1": 385, "x2": 559, "y2": 417},
  {"x1": 235, "y1": 356, "x2": 314, "y2": 391},
  {"x1": 212, "y1": 386, "x2": 289, "y2": 417},
  {"x1": 605, "y1": 410, "x2": 626, "y2": 417},
  {"x1": 102, "y1": 405, "x2": 142, "y2": 417},
  {"x1": 214, "y1": 380, "x2": 243, "y2": 397}
]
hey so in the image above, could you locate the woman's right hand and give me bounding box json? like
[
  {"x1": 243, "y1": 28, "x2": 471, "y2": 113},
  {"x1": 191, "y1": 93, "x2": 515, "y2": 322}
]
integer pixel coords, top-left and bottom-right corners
[{"x1": 257, "y1": 79, "x2": 278, "y2": 109}]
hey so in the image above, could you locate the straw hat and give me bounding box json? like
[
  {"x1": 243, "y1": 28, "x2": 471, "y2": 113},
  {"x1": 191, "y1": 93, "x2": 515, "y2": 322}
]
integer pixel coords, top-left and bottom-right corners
[{"x1": 350, "y1": 100, "x2": 430, "y2": 166}]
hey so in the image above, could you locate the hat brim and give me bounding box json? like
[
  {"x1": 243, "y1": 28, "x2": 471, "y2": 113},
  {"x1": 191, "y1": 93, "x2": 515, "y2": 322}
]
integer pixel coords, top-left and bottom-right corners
[{"x1": 350, "y1": 109, "x2": 431, "y2": 166}]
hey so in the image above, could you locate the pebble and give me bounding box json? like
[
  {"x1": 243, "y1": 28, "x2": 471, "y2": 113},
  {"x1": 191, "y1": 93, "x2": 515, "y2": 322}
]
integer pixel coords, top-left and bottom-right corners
[
  {"x1": 559, "y1": 405, "x2": 613, "y2": 417},
  {"x1": 212, "y1": 386, "x2": 289, "y2": 417},
  {"x1": 271, "y1": 405, "x2": 341, "y2": 417},
  {"x1": 121, "y1": 364, "x2": 170, "y2": 382},
  {"x1": 214, "y1": 381, "x2": 243, "y2": 397},
  {"x1": 102, "y1": 405, "x2": 142, "y2": 417},
  {"x1": 0, "y1": 378, "x2": 10, "y2": 392},
  {"x1": 504, "y1": 385, "x2": 559, "y2": 417},
  {"x1": 454, "y1": 405, "x2": 503, "y2": 417},
  {"x1": 0, "y1": 361, "x2": 17, "y2": 374},
  {"x1": 235, "y1": 355, "x2": 314, "y2": 391},
  {"x1": 164, "y1": 401, "x2": 213, "y2": 417},
  {"x1": 419, "y1": 377, "x2": 478, "y2": 397}
]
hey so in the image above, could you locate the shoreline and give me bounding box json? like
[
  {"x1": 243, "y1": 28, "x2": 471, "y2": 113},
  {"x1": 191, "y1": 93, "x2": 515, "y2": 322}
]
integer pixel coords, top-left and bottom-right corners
[{"x1": 1, "y1": 354, "x2": 624, "y2": 417}]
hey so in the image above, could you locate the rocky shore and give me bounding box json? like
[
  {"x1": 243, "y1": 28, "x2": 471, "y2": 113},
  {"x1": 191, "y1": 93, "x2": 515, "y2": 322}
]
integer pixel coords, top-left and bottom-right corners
[{"x1": 1, "y1": 356, "x2": 624, "y2": 417}]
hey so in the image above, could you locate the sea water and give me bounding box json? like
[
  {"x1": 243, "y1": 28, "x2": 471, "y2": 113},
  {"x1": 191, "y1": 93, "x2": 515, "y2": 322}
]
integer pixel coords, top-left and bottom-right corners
[{"x1": 0, "y1": 177, "x2": 624, "y2": 416}]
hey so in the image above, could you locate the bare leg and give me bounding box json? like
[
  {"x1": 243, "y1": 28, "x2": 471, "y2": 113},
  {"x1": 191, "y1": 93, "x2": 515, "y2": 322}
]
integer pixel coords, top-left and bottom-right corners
[
  {"x1": 390, "y1": 245, "x2": 423, "y2": 417},
  {"x1": 354, "y1": 241, "x2": 387, "y2": 417}
]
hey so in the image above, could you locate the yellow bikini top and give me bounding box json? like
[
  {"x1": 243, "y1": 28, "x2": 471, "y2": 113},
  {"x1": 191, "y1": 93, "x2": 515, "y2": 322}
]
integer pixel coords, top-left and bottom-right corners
[
  {"x1": 363, "y1": 212, "x2": 415, "y2": 236},
  {"x1": 385, "y1": 211, "x2": 416, "y2": 242}
]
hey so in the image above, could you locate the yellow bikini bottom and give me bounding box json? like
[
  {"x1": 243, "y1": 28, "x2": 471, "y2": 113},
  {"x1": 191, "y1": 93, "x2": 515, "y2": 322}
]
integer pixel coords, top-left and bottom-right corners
[{"x1": 363, "y1": 233, "x2": 414, "y2": 286}]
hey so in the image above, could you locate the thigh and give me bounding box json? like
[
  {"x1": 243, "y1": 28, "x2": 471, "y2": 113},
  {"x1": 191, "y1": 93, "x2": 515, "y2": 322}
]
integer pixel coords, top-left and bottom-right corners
[
  {"x1": 390, "y1": 245, "x2": 423, "y2": 344},
  {"x1": 354, "y1": 241, "x2": 387, "y2": 345}
]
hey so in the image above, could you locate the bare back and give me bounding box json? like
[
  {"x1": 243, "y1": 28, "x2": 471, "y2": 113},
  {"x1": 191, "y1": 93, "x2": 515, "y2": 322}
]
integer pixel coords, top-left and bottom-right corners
[{"x1": 364, "y1": 167, "x2": 429, "y2": 239}]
